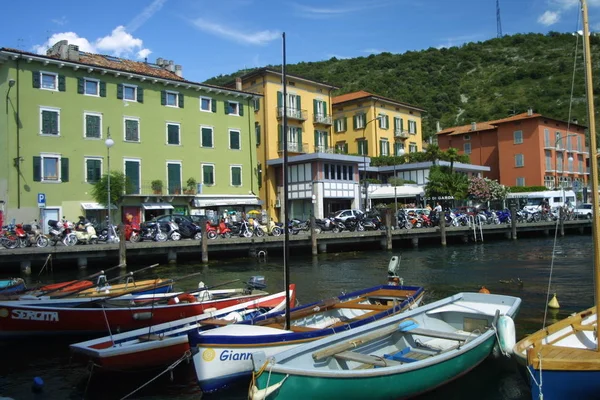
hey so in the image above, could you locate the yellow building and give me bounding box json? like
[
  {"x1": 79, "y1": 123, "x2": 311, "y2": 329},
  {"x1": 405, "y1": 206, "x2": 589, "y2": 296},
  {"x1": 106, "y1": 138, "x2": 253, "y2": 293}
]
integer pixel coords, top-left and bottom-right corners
[{"x1": 332, "y1": 91, "x2": 425, "y2": 159}]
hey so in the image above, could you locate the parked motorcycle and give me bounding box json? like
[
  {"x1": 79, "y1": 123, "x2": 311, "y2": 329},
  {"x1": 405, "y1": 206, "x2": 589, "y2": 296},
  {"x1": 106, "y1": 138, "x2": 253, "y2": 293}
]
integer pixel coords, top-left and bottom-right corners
[
  {"x1": 173, "y1": 217, "x2": 202, "y2": 240},
  {"x1": 74, "y1": 216, "x2": 98, "y2": 245},
  {"x1": 314, "y1": 217, "x2": 335, "y2": 234},
  {"x1": 139, "y1": 221, "x2": 167, "y2": 242},
  {"x1": 206, "y1": 220, "x2": 232, "y2": 239},
  {"x1": 0, "y1": 223, "x2": 19, "y2": 249},
  {"x1": 47, "y1": 218, "x2": 77, "y2": 246},
  {"x1": 22, "y1": 221, "x2": 49, "y2": 247},
  {"x1": 396, "y1": 210, "x2": 414, "y2": 230},
  {"x1": 14, "y1": 223, "x2": 29, "y2": 248}
]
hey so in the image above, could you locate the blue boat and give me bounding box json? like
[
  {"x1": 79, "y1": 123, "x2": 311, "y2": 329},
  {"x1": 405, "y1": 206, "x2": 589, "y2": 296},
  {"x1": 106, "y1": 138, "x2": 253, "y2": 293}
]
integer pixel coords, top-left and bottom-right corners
[{"x1": 0, "y1": 278, "x2": 26, "y2": 294}]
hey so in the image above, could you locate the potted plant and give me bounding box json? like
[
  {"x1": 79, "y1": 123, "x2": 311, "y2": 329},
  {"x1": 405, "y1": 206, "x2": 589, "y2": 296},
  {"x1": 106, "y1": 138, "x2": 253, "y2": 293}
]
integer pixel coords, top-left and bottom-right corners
[
  {"x1": 151, "y1": 179, "x2": 163, "y2": 194},
  {"x1": 185, "y1": 177, "x2": 197, "y2": 194}
]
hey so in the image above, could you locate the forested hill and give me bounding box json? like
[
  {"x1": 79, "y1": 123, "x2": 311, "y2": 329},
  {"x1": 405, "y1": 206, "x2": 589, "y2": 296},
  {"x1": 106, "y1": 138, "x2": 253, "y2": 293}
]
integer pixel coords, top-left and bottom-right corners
[{"x1": 205, "y1": 33, "x2": 600, "y2": 140}]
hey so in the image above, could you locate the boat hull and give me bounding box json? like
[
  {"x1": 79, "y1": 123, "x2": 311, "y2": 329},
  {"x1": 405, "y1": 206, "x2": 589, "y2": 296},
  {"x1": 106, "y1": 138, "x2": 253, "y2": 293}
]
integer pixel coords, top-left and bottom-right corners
[
  {"x1": 254, "y1": 335, "x2": 495, "y2": 400},
  {"x1": 526, "y1": 367, "x2": 600, "y2": 400}
]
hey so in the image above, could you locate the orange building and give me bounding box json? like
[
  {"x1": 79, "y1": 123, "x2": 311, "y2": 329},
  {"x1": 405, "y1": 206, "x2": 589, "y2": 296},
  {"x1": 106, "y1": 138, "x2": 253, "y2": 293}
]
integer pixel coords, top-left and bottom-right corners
[{"x1": 436, "y1": 110, "x2": 588, "y2": 189}]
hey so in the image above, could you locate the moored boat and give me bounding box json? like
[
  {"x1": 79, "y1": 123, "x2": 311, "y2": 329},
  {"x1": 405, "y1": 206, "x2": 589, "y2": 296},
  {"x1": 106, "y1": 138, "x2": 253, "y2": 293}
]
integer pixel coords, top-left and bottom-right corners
[
  {"x1": 0, "y1": 278, "x2": 26, "y2": 295},
  {"x1": 69, "y1": 285, "x2": 295, "y2": 370},
  {"x1": 249, "y1": 292, "x2": 521, "y2": 400}
]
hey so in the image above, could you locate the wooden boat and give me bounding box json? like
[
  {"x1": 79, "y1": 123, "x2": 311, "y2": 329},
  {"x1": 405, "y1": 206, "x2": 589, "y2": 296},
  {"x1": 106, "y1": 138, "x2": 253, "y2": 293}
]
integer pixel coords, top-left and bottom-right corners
[
  {"x1": 0, "y1": 278, "x2": 26, "y2": 295},
  {"x1": 249, "y1": 292, "x2": 521, "y2": 400},
  {"x1": 512, "y1": 2, "x2": 600, "y2": 399},
  {"x1": 190, "y1": 257, "x2": 424, "y2": 393},
  {"x1": 69, "y1": 285, "x2": 295, "y2": 370},
  {"x1": 0, "y1": 281, "x2": 271, "y2": 338}
]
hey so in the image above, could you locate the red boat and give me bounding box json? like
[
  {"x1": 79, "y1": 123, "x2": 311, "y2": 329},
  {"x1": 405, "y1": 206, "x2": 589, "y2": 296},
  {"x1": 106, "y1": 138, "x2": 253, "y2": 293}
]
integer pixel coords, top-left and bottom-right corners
[
  {"x1": 69, "y1": 286, "x2": 295, "y2": 370},
  {"x1": 0, "y1": 283, "x2": 270, "y2": 338}
]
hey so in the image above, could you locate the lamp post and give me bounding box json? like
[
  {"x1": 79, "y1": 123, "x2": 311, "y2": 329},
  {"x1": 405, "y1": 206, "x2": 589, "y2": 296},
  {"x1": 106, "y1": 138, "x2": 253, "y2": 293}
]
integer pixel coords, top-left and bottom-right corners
[
  {"x1": 393, "y1": 147, "x2": 405, "y2": 228},
  {"x1": 361, "y1": 116, "x2": 382, "y2": 212},
  {"x1": 105, "y1": 128, "x2": 115, "y2": 242},
  {"x1": 554, "y1": 134, "x2": 576, "y2": 198}
]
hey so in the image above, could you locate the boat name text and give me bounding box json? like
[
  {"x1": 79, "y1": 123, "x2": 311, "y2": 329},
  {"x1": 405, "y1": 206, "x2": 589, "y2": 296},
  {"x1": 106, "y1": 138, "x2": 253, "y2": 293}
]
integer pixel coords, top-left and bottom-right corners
[
  {"x1": 11, "y1": 310, "x2": 59, "y2": 322},
  {"x1": 220, "y1": 350, "x2": 252, "y2": 361}
]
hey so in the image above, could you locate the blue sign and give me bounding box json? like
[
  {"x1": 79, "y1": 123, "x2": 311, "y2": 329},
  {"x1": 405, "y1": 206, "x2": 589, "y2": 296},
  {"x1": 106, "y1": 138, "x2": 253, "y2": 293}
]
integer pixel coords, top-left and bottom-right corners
[
  {"x1": 573, "y1": 180, "x2": 581, "y2": 191},
  {"x1": 37, "y1": 193, "x2": 46, "y2": 208}
]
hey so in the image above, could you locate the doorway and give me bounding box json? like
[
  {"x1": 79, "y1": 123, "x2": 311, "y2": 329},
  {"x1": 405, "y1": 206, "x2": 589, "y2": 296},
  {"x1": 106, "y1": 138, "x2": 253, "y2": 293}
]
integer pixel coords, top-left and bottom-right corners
[{"x1": 41, "y1": 208, "x2": 60, "y2": 234}]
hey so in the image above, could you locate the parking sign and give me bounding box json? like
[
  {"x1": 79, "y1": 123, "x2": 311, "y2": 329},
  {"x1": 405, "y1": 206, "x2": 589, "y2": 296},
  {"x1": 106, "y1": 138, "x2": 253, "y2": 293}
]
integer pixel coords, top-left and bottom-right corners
[{"x1": 37, "y1": 193, "x2": 46, "y2": 208}]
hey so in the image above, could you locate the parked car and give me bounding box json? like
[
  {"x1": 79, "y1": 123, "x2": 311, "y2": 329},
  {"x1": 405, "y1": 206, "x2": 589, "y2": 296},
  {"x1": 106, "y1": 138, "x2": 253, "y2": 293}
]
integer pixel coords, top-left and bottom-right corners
[
  {"x1": 331, "y1": 209, "x2": 364, "y2": 222},
  {"x1": 573, "y1": 203, "x2": 594, "y2": 219}
]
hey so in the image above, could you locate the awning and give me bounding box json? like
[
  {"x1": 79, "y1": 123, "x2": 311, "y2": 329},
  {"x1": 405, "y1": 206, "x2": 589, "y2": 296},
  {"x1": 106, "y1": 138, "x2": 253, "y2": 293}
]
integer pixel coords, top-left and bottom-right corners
[
  {"x1": 368, "y1": 185, "x2": 425, "y2": 199},
  {"x1": 141, "y1": 203, "x2": 174, "y2": 210},
  {"x1": 192, "y1": 197, "x2": 262, "y2": 208},
  {"x1": 81, "y1": 202, "x2": 117, "y2": 210}
]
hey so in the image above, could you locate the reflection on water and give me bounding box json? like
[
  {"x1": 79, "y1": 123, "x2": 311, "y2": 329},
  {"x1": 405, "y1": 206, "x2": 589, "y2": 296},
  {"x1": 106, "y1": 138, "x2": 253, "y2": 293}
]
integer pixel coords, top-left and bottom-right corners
[{"x1": 0, "y1": 235, "x2": 593, "y2": 400}]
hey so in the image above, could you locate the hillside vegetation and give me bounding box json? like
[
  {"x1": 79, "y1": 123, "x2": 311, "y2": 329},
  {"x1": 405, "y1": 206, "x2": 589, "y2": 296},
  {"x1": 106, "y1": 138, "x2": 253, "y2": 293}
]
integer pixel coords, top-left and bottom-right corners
[{"x1": 206, "y1": 33, "x2": 600, "y2": 141}]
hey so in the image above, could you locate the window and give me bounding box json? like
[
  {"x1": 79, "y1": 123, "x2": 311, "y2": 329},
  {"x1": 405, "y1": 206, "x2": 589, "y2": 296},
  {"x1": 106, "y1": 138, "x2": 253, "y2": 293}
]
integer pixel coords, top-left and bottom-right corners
[
  {"x1": 314, "y1": 99, "x2": 327, "y2": 121},
  {"x1": 231, "y1": 165, "x2": 242, "y2": 186},
  {"x1": 464, "y1": 143, "x2": 472, "y2": 154},
  {"x1": 84, "y1": 78, "x2": 99, "y2": 96},
  {"x1": 162, "y1": 90, "x2": 182, "y2": 107},
  {"x1": 568, "y1": 154, "x2": 574, "y2": 172},
  {"x1": 544, "y1": 176, "x2": 554, "y2": 189},
  {"x1": 394, "y1": 142, "x2": 405, "y2": 155},
  {"x1": 354, "y1": 113, "x2": 366, "y2": 129},
  {"x1": 555, "y1": 132, "x2": 561, "y2": 148},
  {"x1": 380, "y1": 139, "x2": 390, "y2": 156},
  {"x1": 124, "y1": 118, "x2": 140, "y2": 142},
  {"x1": 315, "y1": 130, "x2": 328, "y2": 152},
  {"x1": 200, "y1": 96, "x2": 214, "y2": 112},
  {"x1": 409, "y1": 142, "x2": 417, "y2": 153},
  {"x1": 85, "y1": 158, "x2": 102, "y2": 183},
  {"x1": 40, "y1": 107, "x2": 60, "y2": 136},
  {"x1": 408, "y1": 120, "x2": 417, "y2": 134},
  {"x1": 544, "y1": 129, "x2": 550, "y2": 147},
  {"x1": 463, "y1": 135, "x2": 471, "y2": 141},
  {"x1": 123, "y1": 85, "x2": 137, "y2": 101},
  {"x1": 33, "y1": 154, "x2": 68, "y2": 183},
  {"x1": 334, "y1": 118, "x2": 347, "y2": 133},
  {"x1": 84, "y1": 113, "x2": 102, "y2": 139},
  {"x1": 124, "y1": 159, "x2": 141, "y2": 194},
  {"x1": 166, "y1": 123, "x2": 181, "y2": 145},
  {"x1": 167, "y1": 162, "x2": 182, "y2": 194},
  {"x1": 229, "y1": 129, "x2": 241, "y2": 150},
  {"x1": 202, "y1": 164, "x2": 215, "y2": 185},
  {"x1": 335, "y1": 142, "x2": 348, "y2": 154},
  {"x1": 579, "y1": 154, "x2": 584, "y2": 173},
  {"x1": 41, "y1": 72, "x2": 57, "y2": 90},
  {"x1": 515, "y1": 153, "x2": 524, "y2": 167},
  {"x1": 226, "y1": 101, "x2": 241, "y2": 116},
  {"x1": 545, "y1": 150, "x2": 552, "y2": 171},
  {"x1": 577, "y1": 135, "x2": 583, "y2": 152},
  {"x1": 516, "y1": 177, "x2": 526, "y2": 186},
  {"x1": 252, "y1": 98, "x2": 260, "y2": 111},
  {"x1": 394, "y1": 117, "x2": 404, "y2": 133},
  {"x1": 514, "y1": 130, "x2": 523, "y2": 144},
  {"x1": 358, "y1": 139, "x2": 368, "y2": 156},
  {"x1": 378, "y1": 114, "x2": 389, "y2": 129},
  {"x1": 557, "y1": 152, "x2": 563, "y2": 172},
  {"x1": 255, "y1": 123, "x2": 261, "y2": 146},
  {"x1": 201, "y1": 126, "x2": 214, "y2": 148}
]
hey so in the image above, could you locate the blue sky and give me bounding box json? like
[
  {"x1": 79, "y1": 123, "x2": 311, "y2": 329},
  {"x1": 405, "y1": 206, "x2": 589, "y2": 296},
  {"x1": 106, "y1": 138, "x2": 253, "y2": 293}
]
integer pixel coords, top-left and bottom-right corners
[{"x1": 1, "y1": 0, "x2": 598, "y2": 83}]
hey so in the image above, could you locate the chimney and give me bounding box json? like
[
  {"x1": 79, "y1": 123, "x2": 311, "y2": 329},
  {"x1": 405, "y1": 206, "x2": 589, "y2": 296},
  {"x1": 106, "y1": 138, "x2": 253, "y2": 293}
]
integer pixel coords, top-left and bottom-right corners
[
  {"x1": 46, "y1": 40, "x2": 69, "y2": 59},
  {"x1": 436, "y1": 121, "x2": 441, "y2": 133},
  {"x1": 67, "y1": 44, "x2": 79, "y2": 62},
  {"x1": 527, "y1": 108, "x2": 533, "y2": 116},
  {"x1": 167, "y1": 60, "x2": 175, "y2": 72},
  {"x1": 235, "y1": 77, "x2": 242, "y2": 90},
  {"x1": 573, "y1": 118, "x2": 579, "y2": 125},
  {"x1": 156, "y1": 57, "x2": 164, "y2": 66},
  {"x1": 175, "y1": 65, "x2": 183, "y2": 78},
  {"x1": 471, "y1": 122, "x2": 477, "y2": 131}
]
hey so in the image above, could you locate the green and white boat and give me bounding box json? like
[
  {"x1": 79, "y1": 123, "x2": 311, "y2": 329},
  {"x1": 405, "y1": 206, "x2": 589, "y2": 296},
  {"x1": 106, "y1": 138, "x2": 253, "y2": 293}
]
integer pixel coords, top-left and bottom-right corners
[{"x1": 249, "y1": 292, "x2": 521, "y2": 400}]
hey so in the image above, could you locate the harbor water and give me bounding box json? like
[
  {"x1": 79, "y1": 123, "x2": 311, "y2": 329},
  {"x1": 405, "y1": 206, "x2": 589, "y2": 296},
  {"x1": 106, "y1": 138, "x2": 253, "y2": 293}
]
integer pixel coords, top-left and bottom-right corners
[{"x1": 0, "y1": 234, "x2": 593, "y2": 399}]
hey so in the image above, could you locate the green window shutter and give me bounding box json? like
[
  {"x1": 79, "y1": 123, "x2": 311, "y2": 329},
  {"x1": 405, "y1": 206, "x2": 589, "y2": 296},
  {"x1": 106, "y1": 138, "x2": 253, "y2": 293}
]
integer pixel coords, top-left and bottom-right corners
[
  {"x1": 117, "y1": 83, "x2": 124, "y2": 99},
  {"x1": 257, "y1": 163, "x2": 262, "y2": 188},
  {"x1": 61, "y1": 158, "x2": 69, "y2": 182},
  {"x1": 137, "y1": 87, "x2": 144, "y2": 103},
  {"x1": 277, "y1": 91, "x2": 283, "y2": 108},
  {"x1": 33, "y1": 157, "x2": 41, "y2": 182},
  {"x1": 178, "y1": 92, "x2": 184, "y2": 108},
  {"x1": 394, "y1": 117, "x2": 398, "y2": 131},
  {"x1": 125, "y1": 161, "x2": 140, "y2": 194},
  {"x1": 344, "y1": 117, "x2": 348, "y2": 131},
  {"x1": 378, "y1": 117, "x2": 383, "y2": 129},
  {"x1": 385, "y1": 115, "x2": 389, "y2": 129},
  {"x1": 42, "y1": 111, "x2": 59, "y2": 135},
  {"x1": 314, "y1": 130, "x2": 318, "y2": 149},
  {"x1": 239, "y1": 103, "x2": 244, "y2": 116},
  {"x1": 58, "y1": 75, "x2": 66, "y2": 92},
  {"x1": 211, "y1": 99, "x2": 217, "y2": 113},
  {"x1": 167, "y1": 163, "x2": 181, "y2": 194},
  {"x1": 297, "y1": 95, "x2": 301, "y2": 111},
  {"x1": 86, "y1": 159, "x2": 101, "y2": 183},
  {"x1": 386, "y1": 141, "x2": 390, "y2": 155},
  {"x1": 400, "y1": 118, "x2": 404, "y2": 131},
  {"x1": 167, "y1": 125, "x2": 179, "y2": 145},
  {"x1": 230, "y1": 131, "x2": 240, "y2": 149},
  {"x1": 353, "y1": 115, "x2": 358, "y2": 130},
  {"x1": 203, "y1": 165, "x2": 213, "y2": 185},
  {"x1": 380, "y1": 140, "x2": 384, "y2": 155},
  {"x1": 201, "y1": 127, "x2": 213, "y2": 147},
  {"x1": 344, "y1": 143, "x2": 348, "y2": 154},
  {"x1": 32, "y1": 71, "x2": 40, "y2": 88},
  {"x1": 365, "y1": 141, "x2": 369, "y2": 155},
  {"x1": 323, "y1": 101, "x2": 327, "y2": 116},
  {"x1": 160, "y1": 90, "x2": 166, "y2": 105},
  {"x1": 224, "y1": 101, "x2": 230, "y2": 114},
  {"x1": 86, "y1": 115, "x2": 100, "y2": 138},
  {"x1": 255, "y1": 123, "x2": 261, "y2": 146},
  {"x1": 99, "y1": 81, "x2": 106, "y2": 97},
  {"x1": 77, "y1": 78, "x2": 84, "y2": 94},
  {"x1": 297, "y1": 128, "x2": 303, "y2": 151},
  {"x1": 255, "y1": 98, "x2": 260, "y2": 111},
  {"x1": 278, "y1": 124, "x2": 282, "y2": 150},
  {"x1": 232, "y1": 167, "x2": 241, "y2": 186},
  {"x1": 324, "y1": 132, "x2": 329, "y2": 149},
  {"x1": 313, "y1": 99, "x2": 318, "y2": 116}
]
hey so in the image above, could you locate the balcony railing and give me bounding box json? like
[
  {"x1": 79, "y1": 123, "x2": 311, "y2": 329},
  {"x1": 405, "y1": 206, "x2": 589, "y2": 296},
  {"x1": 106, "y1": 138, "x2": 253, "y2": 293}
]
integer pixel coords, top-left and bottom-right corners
[
  {"x1": 314, "y1": 145, "x2": 335, "y2": 154},
  {"x1": 394, "y1": 129, "x2": 409, "y2": 139},
  {"x1": 277, "y1": 107, "x2": 307, "y2": 121},
  {"x1": 124, "y1": 180, "x2": 197, "y2": 196},
  {"x1": 313, "y1": 114, "x2": 333, "y2": 125},
  {"x1": 278, "y1": 141, "x2": 309, "y2": 153}
]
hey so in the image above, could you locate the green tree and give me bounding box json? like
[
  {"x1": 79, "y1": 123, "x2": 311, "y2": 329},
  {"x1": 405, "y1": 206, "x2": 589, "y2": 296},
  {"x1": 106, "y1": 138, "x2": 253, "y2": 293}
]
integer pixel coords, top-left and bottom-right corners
[
  {"x1": 90, "y1": 171, "x2": 130, "y2": 207},
  {"x1": 425, "y1": 166, "x2": 468, "y2": 200}
]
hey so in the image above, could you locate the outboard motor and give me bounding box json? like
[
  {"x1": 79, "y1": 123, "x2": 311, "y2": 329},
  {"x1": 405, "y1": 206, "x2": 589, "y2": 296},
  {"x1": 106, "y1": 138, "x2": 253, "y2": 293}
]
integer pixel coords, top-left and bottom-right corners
[
  {"x1": 245, "y1": 275, "x2": 267, "y2": 294},
  {"x1": 387, "y1": 256, "x2": 404, "y2": 286}
]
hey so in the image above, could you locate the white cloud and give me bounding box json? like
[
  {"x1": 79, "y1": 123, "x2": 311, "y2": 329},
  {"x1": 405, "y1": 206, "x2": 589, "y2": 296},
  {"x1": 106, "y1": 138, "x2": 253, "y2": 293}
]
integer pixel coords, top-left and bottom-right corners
[
  {"x1": 191, "y1": 18, "x2": 279, "y2": 45},
  {"x1": 32, "y1": 26, "x2": 151, "y2": 59},
  {"x1": 51, "y1": 16, "x2": 68, "y2": 26},
  {"x1": 538, "y1": 10, "x2": 560, "y2": 26},
  {"x1": 363, "y1": 48, "x2": 386, "y2": 54},
  {"x1": 291, "y1": 1, "x2": 395, "y2": 18},
  {"x1": 127, "y1": 0, "x2": 168, "y2": 32}
]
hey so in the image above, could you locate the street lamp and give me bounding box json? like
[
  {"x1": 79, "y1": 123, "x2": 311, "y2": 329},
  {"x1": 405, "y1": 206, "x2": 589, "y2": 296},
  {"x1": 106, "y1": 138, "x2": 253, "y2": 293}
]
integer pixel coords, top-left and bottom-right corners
[
  {"x1": 361, "y1": 116, "x2": 383, "y2": 212},
  {"x1": 105, "y1": 128, "x2": 115, "y2": 242},
  {"x1": 554, "y1": 134, "x2": 576, "y2": 194}
]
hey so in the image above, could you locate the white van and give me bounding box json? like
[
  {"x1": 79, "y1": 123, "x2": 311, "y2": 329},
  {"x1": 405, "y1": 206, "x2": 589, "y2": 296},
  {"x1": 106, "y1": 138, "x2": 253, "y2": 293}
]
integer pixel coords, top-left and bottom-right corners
[{"x1": 522, "y1": 190, "x2": 576, "y2": 213}]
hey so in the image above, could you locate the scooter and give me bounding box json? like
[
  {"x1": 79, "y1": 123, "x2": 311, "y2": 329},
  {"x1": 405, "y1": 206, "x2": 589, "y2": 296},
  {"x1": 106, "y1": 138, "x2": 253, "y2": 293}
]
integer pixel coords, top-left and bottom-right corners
[
  {"x1": 14, "y1": 223, "x2": 29, "y2": 248},
  {"x1": 22, "y1": 221, "x2": 49, "y2": 247},
  {"x1": 74, "y1": 216, "x2": 98, "y2": 245},
  {"x1": 206, "y1": 220, "x2": 232, "y2": 240},
  {"x1": 160, "y1": 220, "x2": 181, "y2": 241},
  {"x1": 47, "y1": 218, "x2": 78, "y2": 246}
]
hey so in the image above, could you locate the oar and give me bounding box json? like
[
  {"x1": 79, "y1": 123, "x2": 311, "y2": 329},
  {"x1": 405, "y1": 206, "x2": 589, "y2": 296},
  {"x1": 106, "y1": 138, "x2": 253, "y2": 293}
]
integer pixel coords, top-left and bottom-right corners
[
  {"x1": 135, "y1": 278, "x2": 242, "y2": 307},
  {"x1": 36, "y1": 263, "x2": 126, "y2": 297},
  {"x1": 255, "y1": 296, "x2": 341, "y2": 327},
  {"x1": 51, "y1": 263, "x2": 159, "y2": 299}
]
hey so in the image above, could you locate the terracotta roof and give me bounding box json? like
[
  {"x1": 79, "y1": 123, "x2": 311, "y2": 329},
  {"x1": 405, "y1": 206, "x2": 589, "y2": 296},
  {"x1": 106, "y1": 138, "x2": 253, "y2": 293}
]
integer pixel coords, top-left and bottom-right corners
[
  {"x1": 233, "y1": 67, "x2": 338, "y2": 90},
  {"x1": 332, "y1": 90, "x2": 426, "y2": 112},
  {"x1": 487, "y1": 112, "x2": 541, "y2": 124},
  {"x1": 436, "y1": 122, "x2": 496, "y2": 136}
]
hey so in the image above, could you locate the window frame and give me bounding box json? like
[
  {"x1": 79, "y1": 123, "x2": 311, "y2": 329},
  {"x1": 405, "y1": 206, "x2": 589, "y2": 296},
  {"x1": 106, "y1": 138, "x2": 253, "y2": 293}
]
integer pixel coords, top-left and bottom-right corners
[
  {"x1": 200, "y1": 96, "x2": 213, "y2": 112},
  {"x1": 84, "y1": 157, "x2": 103, "y2": 184},
  {"x1": 123, "y1": 117, "x2": 141, "y2": 143},
  {"x1": 39, "y1": 106, "x2": 61, "y2": 136},
  {"x1": 165, "y1": 90, "x2": 179, "y2": 107},
  {"x1": 355, "y1": 113, "x2": 366, "y2": 129},
  {"x1": 229, "y1": 129, "x2": 241, "y2": 150},
  {"x1": 122, "y1": 84, "x2": 137, "y2": 102},
  {"x1": 335, "y1": 118, "x2": 346, "y2": 133},
  {"x1": 166, "y1": 122, "x2": 181, "y2": 146},
  {"x1": 408, "y1": 120, "x2": 417, "y2": 134},
  {"x1": 40, "y1": 153, "x2": 62, "y2": 183},
  {"x1": 83, "y1": 112, "x2": 103, "y2": 139},
  {"x1": 200, "y1": 126, "x2": 214, "y2": 148},
  {"x1": 379, "y1": 114, "x2": 388, "y2": 129},
  {"x1": 227, "y1": 101, "x2": 240, "y2": 116},
  {"x1": 230, "y1": 165, "x2": 243, "y2": 187},
  {"x1": 516, "y1": 177, "x2": 526, "y2": 186},
  {"x1": 202, "y1": 163, "x2": 215, "y2": 186},
  {"x1": 40, "y1": 71, "x2": 58, "y2": 91},
  {"x1": 84, "y1": 77, "x2": 100, "y2": 97},
  {"x1": 166, "y1": 161, "x2": 183, "y2": 194},
  {"x1": 513, "y1": 130, "x2": 523, "y2": 144},
  {"x1": 515, "y1": 153, "x2": 525, "y2": 168},
  {"x1": 463, "y1": 142, "x2": 472, "y2": 154},
  {"x1": 124, "y1": 158, "x2": 142, "y2": 194}
]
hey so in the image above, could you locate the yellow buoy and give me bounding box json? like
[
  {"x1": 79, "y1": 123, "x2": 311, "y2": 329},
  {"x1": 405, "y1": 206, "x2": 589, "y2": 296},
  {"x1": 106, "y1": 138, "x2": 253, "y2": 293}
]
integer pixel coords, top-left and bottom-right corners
[
  {"x1": 548, "y1": 293, "x2": 560, "y2": 309},
  {"x1": 479, "y1": 286, "x2": 490, "y2": 294}
]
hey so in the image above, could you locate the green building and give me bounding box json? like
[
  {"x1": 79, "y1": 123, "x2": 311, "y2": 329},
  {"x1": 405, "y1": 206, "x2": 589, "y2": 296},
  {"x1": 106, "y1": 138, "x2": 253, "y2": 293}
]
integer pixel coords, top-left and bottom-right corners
[{"x1": 0, "y1": 41, "x2": 261, "y2": 231}]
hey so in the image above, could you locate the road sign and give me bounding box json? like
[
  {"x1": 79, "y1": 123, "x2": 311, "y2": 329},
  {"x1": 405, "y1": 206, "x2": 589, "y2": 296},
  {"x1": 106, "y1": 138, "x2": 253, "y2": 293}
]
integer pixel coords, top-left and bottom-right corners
[
  {"x1": 37, "y1": 193, "x2": 46, "y2": 208},
  {"x1": 573, "y1": 180, "x2": 581, "y2": 192}
]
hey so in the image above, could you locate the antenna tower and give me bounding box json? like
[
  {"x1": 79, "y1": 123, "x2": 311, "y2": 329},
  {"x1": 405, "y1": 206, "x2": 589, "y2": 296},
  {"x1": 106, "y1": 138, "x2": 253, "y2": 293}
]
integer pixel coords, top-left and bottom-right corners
[{"x1": 496, "y1": 0, "x2": 503, "y2": 38}]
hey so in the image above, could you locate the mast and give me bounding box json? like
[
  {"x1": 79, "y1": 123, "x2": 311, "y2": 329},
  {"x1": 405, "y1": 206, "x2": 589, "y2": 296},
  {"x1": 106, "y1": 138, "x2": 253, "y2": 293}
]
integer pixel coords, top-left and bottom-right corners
[
  {"x1": 282, "y1": 32, "x2": 291, "y2": 330},
  {"x1": 581, "y1": 0, "x2": 600, "y2": 351}
]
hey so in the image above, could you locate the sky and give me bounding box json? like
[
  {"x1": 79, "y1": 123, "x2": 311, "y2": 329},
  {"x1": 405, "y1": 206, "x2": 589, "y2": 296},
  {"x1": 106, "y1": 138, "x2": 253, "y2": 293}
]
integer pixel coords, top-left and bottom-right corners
[{"x1": 1, "y1": 0, "x2": 599, "y2": 83}]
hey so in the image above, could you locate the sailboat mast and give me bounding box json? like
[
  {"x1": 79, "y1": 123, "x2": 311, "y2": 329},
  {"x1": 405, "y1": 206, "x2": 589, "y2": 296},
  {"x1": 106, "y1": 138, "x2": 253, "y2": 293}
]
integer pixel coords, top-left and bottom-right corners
[
  {"x1": 282, "y1": 32, "x2": 291, "y2": 330},
  {"x1": 581, "y1": 0, "x2": 600, "y2": 350}
]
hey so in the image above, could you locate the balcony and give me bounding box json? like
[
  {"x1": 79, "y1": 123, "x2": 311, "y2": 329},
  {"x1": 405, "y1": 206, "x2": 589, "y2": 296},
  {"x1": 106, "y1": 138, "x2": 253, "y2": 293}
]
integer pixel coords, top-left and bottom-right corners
[
  {"x1": 313, "y1": 114, "x2": 333, "y2": 125},
  {"x1": 394, "y1": 129, "x2": 409, "y2": 139},
  {"x1": 314, "y1": 145, "x2": 335, "y2": 154},
  {"x1": 278, "y1": 141, "x2": 309, "y2": 154},
  {"x1": 124, "y1": 180, "x2": 198, "y2": 197},
  {"x1": 277, "y1": 107, "x2": 307, "y2": 121}
]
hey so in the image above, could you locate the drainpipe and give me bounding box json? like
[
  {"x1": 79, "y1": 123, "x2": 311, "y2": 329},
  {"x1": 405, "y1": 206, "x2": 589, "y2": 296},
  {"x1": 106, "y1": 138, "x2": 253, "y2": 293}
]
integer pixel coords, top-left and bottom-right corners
[{"x1": 16, "y1": 57, "x2": 21, "y2": 209}]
